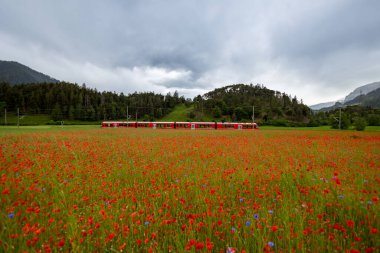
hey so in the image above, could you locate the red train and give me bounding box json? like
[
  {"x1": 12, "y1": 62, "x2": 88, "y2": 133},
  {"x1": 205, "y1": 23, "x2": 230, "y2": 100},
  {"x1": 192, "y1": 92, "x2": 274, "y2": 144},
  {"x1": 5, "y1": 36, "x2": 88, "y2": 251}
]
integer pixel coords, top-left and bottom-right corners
[{"x1": 101, "y1": 121, "x2": 258, "y2": 130}]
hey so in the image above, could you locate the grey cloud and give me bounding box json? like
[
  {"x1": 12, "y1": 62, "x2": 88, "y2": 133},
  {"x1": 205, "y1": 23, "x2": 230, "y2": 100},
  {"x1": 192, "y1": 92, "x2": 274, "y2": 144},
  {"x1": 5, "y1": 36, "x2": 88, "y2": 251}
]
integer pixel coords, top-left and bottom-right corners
[{"x1": 0, "y1": 0, "x2": 380, "y2": 104}]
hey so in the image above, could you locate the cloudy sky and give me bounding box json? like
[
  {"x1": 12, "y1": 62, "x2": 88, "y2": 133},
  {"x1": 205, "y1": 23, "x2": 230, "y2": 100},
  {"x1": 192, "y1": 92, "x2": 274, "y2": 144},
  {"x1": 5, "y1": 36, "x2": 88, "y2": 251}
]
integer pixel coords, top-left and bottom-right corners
[{"x1": 1, "y1": 0, "x2": 380, "y2": 105}]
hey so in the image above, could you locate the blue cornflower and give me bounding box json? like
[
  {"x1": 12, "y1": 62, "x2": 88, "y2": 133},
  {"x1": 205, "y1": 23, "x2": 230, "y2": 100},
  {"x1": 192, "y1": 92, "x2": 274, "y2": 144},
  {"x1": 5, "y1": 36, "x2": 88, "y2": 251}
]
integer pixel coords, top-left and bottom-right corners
[
  {"x1": 245, "y1": 220, "x2": 251, "y2": 226},
  {"x1": 231, "y1": 227, "x2": 236, "y2": 233},
  {"x1": 268, "y1": 210, "x2": 273, "y2": 214},
  {"x1": 268, "y1": 241, "x2": 275, "y2": 247},
  {"x1": 338, "y1": 195, "x2": 344, "y2": 199},
  {"x1": 8, "y1": 213, "x2": 15, "y2": 218},
  {"x1": 144, "y1": 221, "x2": 149, "y2": 225},
  {"x1": 226, "y1": 247, "x2": 236, "y2": 253},
  {"x1": 254, "y1": 213, "x2": 259, "y2": 220},
  {"x1": 239, "y1": 198, "x2": 244, "y2": 202}
]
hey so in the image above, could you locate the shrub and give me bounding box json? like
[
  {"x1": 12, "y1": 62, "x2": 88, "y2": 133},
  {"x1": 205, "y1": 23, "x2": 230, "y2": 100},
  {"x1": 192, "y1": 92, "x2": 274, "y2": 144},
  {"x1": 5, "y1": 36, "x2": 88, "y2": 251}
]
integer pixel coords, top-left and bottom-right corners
[{"x1": 354, "y1": 117, "x2": 367, "y2": 131}]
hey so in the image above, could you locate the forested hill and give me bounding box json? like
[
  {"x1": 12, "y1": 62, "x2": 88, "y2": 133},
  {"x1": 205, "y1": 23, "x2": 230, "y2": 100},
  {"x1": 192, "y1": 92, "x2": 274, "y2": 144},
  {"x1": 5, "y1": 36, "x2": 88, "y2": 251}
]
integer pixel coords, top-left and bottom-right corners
[
  {"x1": 0, "y1": 82, "x2": 312, "y2": 124},
  {"x1": 194, "y1": 84, "x2": 311, "y2": 123},
  {"x1": 0, "y1": 61, "x2": 59, "y2": 84},
  {"x1": 0, "y1": 82, "x2": 186, "y2": 121}
]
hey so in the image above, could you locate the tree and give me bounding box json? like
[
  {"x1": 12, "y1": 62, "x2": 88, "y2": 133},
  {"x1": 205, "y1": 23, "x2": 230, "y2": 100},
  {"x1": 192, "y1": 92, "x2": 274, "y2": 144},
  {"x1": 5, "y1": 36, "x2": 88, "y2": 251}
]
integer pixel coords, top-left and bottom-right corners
[
  {"x1": 51, "y1": 103, "x2": 62, "y2": 121},
  {"x1": 234, "y1": 107, "x2": 246, "y2": 121},
  {"x1": 353, "y1": 117, "x2": 367, "y2": 131},
  {"x1": 368, "y1": 114, "x2": 380, "y2": 126},
  {"x1": 213, "y1": 106, "x2": 222, "y2": 118},
  {"x1": 330, "y1": 112, "x2": 350, "y2": 129},
  {"x1": 68, "y1": 105, "x2": 75, "y2": 120}
]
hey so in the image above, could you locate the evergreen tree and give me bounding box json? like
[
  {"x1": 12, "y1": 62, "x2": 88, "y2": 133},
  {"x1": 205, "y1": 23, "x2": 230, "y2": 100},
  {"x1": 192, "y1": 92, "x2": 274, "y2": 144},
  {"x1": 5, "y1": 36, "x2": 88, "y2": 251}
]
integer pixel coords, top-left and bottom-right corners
[{"x1": 51, "y1": 103, "x2": 62, "y2": 121}]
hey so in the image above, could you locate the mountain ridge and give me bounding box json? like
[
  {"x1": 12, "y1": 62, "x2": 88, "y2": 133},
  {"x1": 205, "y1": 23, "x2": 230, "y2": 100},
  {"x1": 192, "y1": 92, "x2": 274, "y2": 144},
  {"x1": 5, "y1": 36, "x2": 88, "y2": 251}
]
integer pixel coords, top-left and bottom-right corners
[
  {"x1": 310, "y1": 81, "x2": 380, "y2": 111},
  {"x1": 0, "y1": 60, "x2": 59, "y2": 84}
]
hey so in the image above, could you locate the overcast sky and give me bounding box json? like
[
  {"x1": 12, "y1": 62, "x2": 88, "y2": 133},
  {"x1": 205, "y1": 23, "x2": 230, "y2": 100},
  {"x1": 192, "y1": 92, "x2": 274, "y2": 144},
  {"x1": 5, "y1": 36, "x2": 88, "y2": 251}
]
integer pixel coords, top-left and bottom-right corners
[{"x1": 1, "y1": 0, "x2": 380, "y2": 105}]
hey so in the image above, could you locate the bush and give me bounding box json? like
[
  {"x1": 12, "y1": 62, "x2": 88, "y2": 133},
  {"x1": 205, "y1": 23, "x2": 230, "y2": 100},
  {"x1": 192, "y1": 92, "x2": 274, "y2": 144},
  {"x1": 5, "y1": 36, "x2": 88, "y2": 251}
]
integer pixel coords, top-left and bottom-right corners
[
  {"x1": 267, "y1": 119, "x2": 288, "y2": 127},
  {"x1": 330, "y1": 113, "x2": 350, "y2": 129},
  {"x1": 367, "y1": 114, "x2": 380, "y2": 126},
  {"x1": 354, "y1": 117, "x2": 367, "y2": 131}
]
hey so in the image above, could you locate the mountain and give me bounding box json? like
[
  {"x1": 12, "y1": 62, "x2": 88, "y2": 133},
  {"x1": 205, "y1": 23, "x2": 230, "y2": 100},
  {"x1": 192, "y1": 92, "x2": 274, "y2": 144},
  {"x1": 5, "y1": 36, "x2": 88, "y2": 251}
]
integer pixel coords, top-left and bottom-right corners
[
  {"x1": 344, "y1": 82, "x2": 380, "y2": 103},
  {"x1": 310, "y1": 81, "x2": 380, "y2": 111},
  {"x1": 345, "y1": 87, "x2": 380, "y2": 108},
  {"x1": 316, "y1": 87, "x2": 380, "y2": 112},
  {"x1": 0, "y1": 60, "x2": 59, "y2": 84},
  {"x1": 309, "y1": 100, "x2": 343, "y2": 111}
]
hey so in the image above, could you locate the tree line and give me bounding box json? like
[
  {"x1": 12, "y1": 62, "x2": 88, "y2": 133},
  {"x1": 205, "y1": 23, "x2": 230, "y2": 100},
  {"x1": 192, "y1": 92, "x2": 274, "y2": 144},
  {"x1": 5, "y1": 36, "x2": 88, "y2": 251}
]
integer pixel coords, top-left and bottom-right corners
[
  {"x1": 1, "y1": 81, "x2": 379, "y2": 128},
  {"x1": 0, "y1": 82, "x2": 186, "y2": 121},
  {"x1": 310, "y1": 105, "x2": 380, "y2": 129}
]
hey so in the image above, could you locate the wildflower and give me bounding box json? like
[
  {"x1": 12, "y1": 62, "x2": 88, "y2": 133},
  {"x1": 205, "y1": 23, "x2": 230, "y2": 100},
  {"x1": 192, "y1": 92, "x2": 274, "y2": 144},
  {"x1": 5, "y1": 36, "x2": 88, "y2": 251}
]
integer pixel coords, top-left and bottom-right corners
[
  {"x1": 231, "y1": 227, "x2": 236, "y2": 233},
  {"x1": 2, "y1": 188, "x2": 10, "y2": 194},
  {"x1": 108, "y1": 233, "x2": 115, "y2": 241},
  {"x1": 144, "y1": 221, "x2": 150, "y2": 225},
  {"x1": 239, "y1": 198, "x2": 244, "y2": 202},
  {"x1": 268, "y1": 241, "x2": 275, "y2": 247},
  {"x1": 245, "y1": 220, "x2": 251, "y2": 226},
  {"x1": 271, "y1": 225, "x2": 278, "y2": 232},
  {"x1": 268, "y1": 210, "x2": 273, "y2": 214},
  {"x1": 7, "y1": 213, "x2": 15, "y2": 218},
  {"x1": 195, "y1": 242, "x2": 204, "y2": 250},
  {"x1": 338, "y1": 195, "x2": 344, "y2": 199},
  {"x1": 346, "y1": 220, "x2": 354, "y2": 228},
  {"x1": 206, "y1": 241, "x2": 213, "y2": 251},
  {"x1": 226, "y1": 247, "x2": 236, "y2": 253},
  {"x1": 254, "y1": 213, "x2": 259, "y2": 220},
  {"x1": 58, "y1": 239, "x2": 65, "y2": 247}
]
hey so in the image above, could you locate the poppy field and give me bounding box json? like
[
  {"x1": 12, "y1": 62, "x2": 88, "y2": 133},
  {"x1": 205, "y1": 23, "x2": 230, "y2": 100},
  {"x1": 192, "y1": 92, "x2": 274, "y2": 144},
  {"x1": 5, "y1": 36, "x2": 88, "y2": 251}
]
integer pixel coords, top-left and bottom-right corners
[{"x1": 0, "y1": 128, "x2": 379, "y2": 252}]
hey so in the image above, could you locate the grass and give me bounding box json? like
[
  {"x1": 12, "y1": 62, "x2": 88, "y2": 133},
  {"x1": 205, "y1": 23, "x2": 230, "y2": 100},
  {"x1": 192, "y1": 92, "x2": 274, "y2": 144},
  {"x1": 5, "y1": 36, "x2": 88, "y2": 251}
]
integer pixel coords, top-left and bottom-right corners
[
  {"x1": 0, "y1": 113, "x2": 102, "y2": 126},
  {"x1": 160, "y1": 104, "x2": 194, "y2": 122},
  {"x1": 1, "y1": 125, "x2": 379, "y2": 137},
  {"x1": 0, "y1": 125, "x2": 100, "y2": 136},
  {"x1": 0, "y1": 113, "x2": 51, "y2": 125}
]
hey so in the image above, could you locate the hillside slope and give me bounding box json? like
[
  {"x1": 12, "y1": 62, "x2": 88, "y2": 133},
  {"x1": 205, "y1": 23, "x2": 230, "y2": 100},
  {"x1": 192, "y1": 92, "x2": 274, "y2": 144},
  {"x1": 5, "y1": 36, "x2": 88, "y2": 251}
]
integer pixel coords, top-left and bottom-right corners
[
  {"x1": 0, "y1": 60, "x2": 58, "y2": 84},
  {"x1": 344, "y1": 81, "x2": 380, "y2": 103},
  {"x1": 310, "y1": 81, "x2": 380, "y2": 110},
  {"x1": 345, "y1": 87, "x2": 380, "y2": 108}
]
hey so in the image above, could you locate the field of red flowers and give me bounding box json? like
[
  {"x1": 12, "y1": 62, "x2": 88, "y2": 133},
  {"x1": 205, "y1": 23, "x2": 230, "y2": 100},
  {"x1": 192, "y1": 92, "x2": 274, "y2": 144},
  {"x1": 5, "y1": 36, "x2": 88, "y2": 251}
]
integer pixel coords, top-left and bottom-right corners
[{"x1": 0, "y1": 128, "x2": 379, "y2": 252}]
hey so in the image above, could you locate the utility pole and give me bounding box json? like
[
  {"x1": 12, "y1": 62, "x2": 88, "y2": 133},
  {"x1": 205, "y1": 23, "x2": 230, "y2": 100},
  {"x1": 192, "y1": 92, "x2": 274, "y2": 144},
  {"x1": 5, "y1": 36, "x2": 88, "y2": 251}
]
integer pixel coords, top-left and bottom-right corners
[
  {"x1": 339, "y1": 108, "x2": 341, "y2": 130},
  {"x1": 17, "y1": 108, "x2": 19, "y2": 128},
  {"x1": 127, "y1": 106, "x2": 129, "y2": 123},
  {"x1": 252, "y1": 105, "x2": 255, "y2": 123},
  {"x1": 4, "y1": 108, "x2": 6, "y2": 125},
  {"x1": 135, "y1": 109, "x2": 138, "y2": 122}
]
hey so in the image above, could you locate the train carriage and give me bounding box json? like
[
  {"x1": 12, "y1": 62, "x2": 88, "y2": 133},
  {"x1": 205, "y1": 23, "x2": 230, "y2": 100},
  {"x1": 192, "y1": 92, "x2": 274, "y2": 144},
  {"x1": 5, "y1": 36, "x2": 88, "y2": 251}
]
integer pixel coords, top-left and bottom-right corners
[
  {"x1": 102, "y1": 121, "x2": 258, "y2": 130},
  {"x1": 153, "y1": 122, "x2": 175, "y2": 129},
  {"x1": 175, "y1": 122, "x2": 192, "y2": 129}
]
